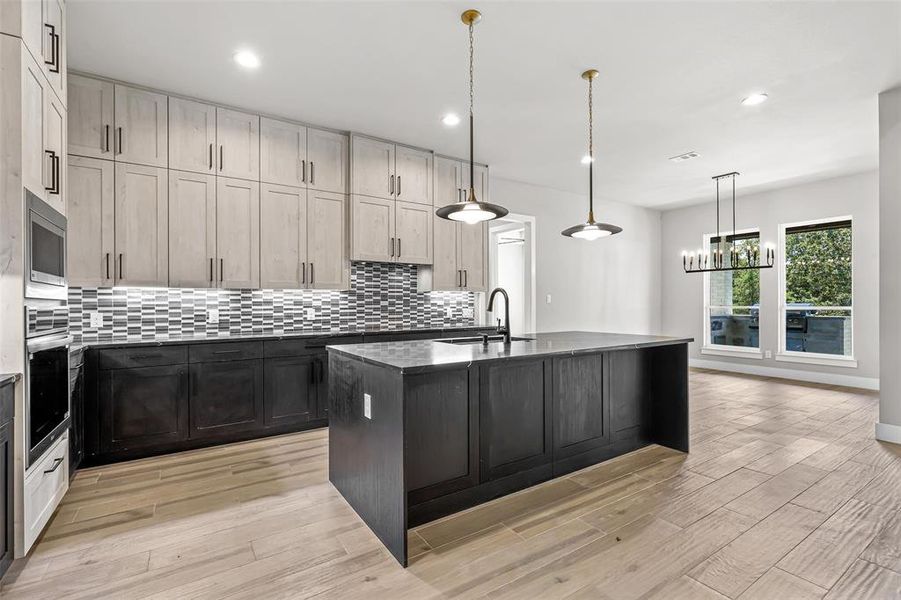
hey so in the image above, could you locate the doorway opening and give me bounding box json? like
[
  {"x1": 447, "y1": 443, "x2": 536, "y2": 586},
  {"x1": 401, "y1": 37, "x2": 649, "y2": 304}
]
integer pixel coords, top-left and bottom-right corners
[{"x1": 488, "y1": 213, "x2": 536, "y2": 334}]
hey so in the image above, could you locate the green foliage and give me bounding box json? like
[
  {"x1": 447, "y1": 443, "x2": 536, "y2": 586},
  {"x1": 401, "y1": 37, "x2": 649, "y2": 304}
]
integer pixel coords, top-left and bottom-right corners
[{"x1": 785, "y1": 227, "x2": 852, "y2": 307}]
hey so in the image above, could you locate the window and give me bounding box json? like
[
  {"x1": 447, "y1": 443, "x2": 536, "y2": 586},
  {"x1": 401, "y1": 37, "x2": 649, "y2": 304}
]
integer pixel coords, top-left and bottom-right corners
[
  {"x1": 703, "y1": 230, "x2": 761, "y2": 352},
  {"x1": 779, "y1": 218, "x2": 853, "y2": 361}
]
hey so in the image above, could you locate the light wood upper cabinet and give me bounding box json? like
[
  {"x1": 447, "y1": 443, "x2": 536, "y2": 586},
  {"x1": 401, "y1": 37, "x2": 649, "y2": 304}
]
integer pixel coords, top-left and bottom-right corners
[
  {"x1": 68, "y1": 74, "x2": 113, "y2": 159},
  {"x1": 395, "y1": 145, "x2": 432, "y2": 205},
  {"x1": 260, "y1": 183, "x2": 306, "y2": 289},
  {"x1": 168, "y1": 170, "x2": 216, "y2": 288},
  {"x1": 114, "y1": 84, "x2": 168, "y2": 168},
  {"x1": 169, "y1": 98, "x2": 216, "y2": 174},
  {"x1": 308, "y1": 191, "x2": 349, "y2": 289},
  {"x1": 21, "y1": 50, "x2": 47, "y2": 202},
  {"x1": 395, "y1": 201, "x2": 432, "y2": 265},
  {"x1": 307, "y1": 128, "x2": 347, "y2": 194},
  {"x1": 216, "y1": 177, "x2": 260, "y2": 289},
  {"x1": 44, "y1": 87, "x2": 65, "y2": 215},
  {"x1": 435, "y1": 156, "x2": 464, "y2": 207},
  {"x1": 260, "y1": 118, "x2": 305, "y2": 187},
  {"x1": 352, "y1": 136, "x2": 394, "y2": 199},
  {"x1": 431, "y1": 214, "x2": 460, "y2": 289},
  {"x1": 114, "y1": 163, "x2": 168, "y2": 286},
  {"x1": 351, "y1": 195, "x2": 395, "y2": 262},
  {"x1": 217, "y1": 108, "x2": 259, "y2": 181},
  {"x1": 41, "y1": 0, "x2": 65, "y2": 102},
  {"x1": 67, "y1": 156, "x2": 114, "y2": 287},
  {"x1": 459, "y1": 221, "x2": 488, "y2": 292}
]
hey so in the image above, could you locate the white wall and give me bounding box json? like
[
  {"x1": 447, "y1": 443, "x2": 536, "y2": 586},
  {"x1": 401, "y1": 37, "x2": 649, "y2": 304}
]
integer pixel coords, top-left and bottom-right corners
[
  {"x1": 491, "y1": 177, "x2": 662, "y2": 335},
  {"x1": 878, "y1": 87, "x2": 901, "y2": 443},
  {"x1": 660, "y1": 171, "x2": 879, "y2": 388}
]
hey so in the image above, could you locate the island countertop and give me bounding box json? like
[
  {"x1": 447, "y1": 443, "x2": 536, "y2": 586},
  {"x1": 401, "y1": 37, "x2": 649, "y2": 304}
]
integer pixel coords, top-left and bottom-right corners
[{"x1": 327, "y1": 330, "x2": 693, "y2": 372}]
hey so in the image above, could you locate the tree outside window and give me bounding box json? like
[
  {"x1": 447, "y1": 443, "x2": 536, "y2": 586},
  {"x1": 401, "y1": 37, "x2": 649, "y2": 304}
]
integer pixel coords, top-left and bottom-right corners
[{"x1": 706, "y1": 232, "x2": 761, "y2": 349}]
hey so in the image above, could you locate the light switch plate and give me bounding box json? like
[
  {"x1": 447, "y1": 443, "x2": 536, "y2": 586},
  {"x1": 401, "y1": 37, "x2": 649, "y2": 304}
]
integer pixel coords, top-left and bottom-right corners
[
  {"x1": 546, "y1": 294, "x2": 552, "y2": 304},
  {"x1": 305, "y1": 307, "x2": 316, "y2": 320},
  {"x1": 89, "y1": 311, "x2": 103, "y2": 329},
  {"x1": 445, "y1": 307, "x2": 453, "y2": 318},
  {"x1": 765, "y1": 350, "x2": 772, "y2": 359},
  {"x1": 363, "y1": 393, "x2": 372, "y2": 419},
  {"x1": 207, "y1": 309, "x2": 219, "y2": 324}
]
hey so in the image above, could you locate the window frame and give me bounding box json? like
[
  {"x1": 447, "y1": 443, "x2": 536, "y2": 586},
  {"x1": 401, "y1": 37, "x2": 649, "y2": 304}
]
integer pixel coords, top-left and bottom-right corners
[
  {"x1": 701, "y1": 228, "x2": 763, "y2": 358},
  {"x1": 776, "y1": 216, "x2": 856, "y2": 367}
]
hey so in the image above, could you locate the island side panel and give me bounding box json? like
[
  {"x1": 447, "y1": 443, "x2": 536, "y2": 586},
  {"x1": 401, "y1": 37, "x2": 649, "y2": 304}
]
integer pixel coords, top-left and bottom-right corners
[
  {"x1": 649, "y1": 343, "x2": 690, "y2": 452},
  {"x1": 328, "y1": 352, "x2": 408, "y2": 566}
]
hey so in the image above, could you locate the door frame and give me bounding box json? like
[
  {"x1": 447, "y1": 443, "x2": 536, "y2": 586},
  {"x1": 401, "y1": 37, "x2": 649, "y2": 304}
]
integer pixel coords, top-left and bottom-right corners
[{"x1": 488, "y1": 212, "x2": 536, "y2": 333}]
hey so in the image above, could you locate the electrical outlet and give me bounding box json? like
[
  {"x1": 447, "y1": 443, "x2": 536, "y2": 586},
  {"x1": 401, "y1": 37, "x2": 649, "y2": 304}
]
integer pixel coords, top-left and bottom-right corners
[
  {"x1": 445, "y1": 307, "x2": 453, "y2": 319},
  {"x1": 462, "y1": 308, "x2": 474, "y2": 319},
  {"x1": 765, "y1": 350, "x2": 772, "y2": 359},
  {"x1": 89, "y1": 311, "x2": 104, "y2": 329},
  {"x1": 363, "y1": 393, "x2": 372, "y2": 419},
  {"x1": 207, "y1": 309, "x2": 219, "y2": 324},
  {"x1": 546, "y1": 294, "x2": 552, "y2": 304},
  {"x1": 305, "y1": 307, "x2": 315, "y2": 320}
]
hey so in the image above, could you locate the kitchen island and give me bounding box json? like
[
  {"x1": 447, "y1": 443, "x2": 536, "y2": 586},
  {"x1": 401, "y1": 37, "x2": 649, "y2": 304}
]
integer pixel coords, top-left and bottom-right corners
[{"x1": 327, "y1": 331, "x2": 692, "y2": 566}]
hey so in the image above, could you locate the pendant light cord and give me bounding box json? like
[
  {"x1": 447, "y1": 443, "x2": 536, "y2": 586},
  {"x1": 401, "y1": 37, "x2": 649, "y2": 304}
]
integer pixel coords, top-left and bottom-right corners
[
  {"x1": 587, "y1": 74, "x2": 595, "y2": 222},
  {"x1": 468, "y1": 20, "x2": 476, "y2": 202}
]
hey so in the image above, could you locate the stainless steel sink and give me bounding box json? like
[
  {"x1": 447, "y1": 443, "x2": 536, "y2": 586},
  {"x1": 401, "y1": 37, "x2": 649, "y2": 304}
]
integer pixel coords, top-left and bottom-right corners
[{"x1": 439, "y1": 335, "x2": 533, "y2": 345}]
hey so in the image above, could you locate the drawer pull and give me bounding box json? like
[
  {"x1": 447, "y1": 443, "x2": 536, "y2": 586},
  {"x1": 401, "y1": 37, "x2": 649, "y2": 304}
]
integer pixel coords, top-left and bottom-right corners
[
  {"x1": 131, "y1": 354, "x2": 162, "y2": 360},
  {"x1": 212, "y1": 349, "x2": 242, "y2": 355},
  {"x1": 43, "y1": 457, "x2": 63, "y2": 474}
]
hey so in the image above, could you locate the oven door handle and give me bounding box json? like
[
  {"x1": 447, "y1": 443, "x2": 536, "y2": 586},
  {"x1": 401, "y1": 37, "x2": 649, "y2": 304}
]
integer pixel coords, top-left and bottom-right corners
[{"x1": 26, "y1": 334, "x2": 73, "y2": 353}]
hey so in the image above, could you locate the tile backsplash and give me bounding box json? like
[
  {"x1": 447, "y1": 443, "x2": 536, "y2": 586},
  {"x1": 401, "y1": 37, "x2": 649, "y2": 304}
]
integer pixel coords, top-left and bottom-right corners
[{"x1": 68, "y1": 263, "x2": 477, "y2": 343}]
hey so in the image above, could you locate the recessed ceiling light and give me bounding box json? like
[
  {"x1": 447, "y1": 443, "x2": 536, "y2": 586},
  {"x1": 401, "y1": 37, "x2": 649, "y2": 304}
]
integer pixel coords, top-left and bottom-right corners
[
  {"x1": 741, "y1": 93, "x2": 768, "y2": 106},
  {"x1": 669, "y1": 151, "x2": 700, "y2": 163},
  {"x1": 233, "y1": 50, "x2": 260, "y2": 69},
  {"x1": 581, "y1": 154, "x2": 593, "y2": 165},
  {"x1": 442, "y1": 113, "x2": 461, "y2": 126}
]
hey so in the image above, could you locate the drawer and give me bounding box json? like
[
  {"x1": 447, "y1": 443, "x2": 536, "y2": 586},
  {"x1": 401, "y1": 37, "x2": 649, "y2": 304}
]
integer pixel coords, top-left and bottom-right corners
[
  {"x1": 264, "y1": 336, "x2": 363, "y2": 358},
  {"x1": 189, "y1": 341, "x2": 263, "y2": 363},
  {"x1": 24, "y1": 432, "x2": 69, "y2": 552},
  {"x1": 99, "y1": 346, "x2": 187, "y2": 370}
]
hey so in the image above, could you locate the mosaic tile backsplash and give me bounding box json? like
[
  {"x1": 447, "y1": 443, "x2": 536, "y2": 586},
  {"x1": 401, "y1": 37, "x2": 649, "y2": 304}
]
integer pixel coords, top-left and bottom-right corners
[{"x1": 68, "y1": 263, "x2": 477, "y2": 343}]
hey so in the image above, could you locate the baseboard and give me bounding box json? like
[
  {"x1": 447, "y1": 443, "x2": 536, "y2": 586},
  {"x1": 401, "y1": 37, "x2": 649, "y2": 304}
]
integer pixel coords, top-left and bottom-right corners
[
  {"x1": 876, "y1": 421, "x2": 901, "y2": 445},
  {"x1": 689, "y1": 358, "x2": 879, "y2": 391}
]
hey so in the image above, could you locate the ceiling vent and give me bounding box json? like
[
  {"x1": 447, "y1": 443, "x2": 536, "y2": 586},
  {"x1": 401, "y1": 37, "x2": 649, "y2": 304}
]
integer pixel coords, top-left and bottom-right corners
[{"x1": 669, "y1": 151, "x2": 700, "y2": 163}]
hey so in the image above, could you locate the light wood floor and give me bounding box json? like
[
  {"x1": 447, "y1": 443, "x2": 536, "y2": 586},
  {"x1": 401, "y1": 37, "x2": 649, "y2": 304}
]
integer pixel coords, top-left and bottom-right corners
[{"x1": 3, "y1": 369, "x2": 901, "y2": 599}]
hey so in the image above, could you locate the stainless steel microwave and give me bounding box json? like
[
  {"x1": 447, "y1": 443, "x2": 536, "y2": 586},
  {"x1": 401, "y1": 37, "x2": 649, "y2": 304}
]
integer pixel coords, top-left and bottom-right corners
[{"x1": 25, "y1": 190, "x2": 67, "y2": 302}]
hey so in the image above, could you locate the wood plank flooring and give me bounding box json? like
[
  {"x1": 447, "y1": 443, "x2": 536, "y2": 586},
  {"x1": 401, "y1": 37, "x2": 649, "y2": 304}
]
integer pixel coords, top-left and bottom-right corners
[{"x1": 3, "y1": 368, "x2": 900, "y2": 599}]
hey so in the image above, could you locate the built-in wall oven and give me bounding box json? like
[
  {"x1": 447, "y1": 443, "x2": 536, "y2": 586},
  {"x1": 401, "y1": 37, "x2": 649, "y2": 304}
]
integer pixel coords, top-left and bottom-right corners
[
  {"x1": 25, "y1": 189, "x2": 67, "y2": 302},
  {"x1": 25, "y1": 329, "x2": 71, "y2": 468}
]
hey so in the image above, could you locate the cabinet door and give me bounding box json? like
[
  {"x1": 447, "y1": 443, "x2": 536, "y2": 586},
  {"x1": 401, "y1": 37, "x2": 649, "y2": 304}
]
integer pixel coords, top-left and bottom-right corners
[
  {"x1": 395, "y1": 145, "x2": 432, "y2": 205},
  {"x1": 314, "y1": 353, "x2": 329, "y2": 419},
  {"x1": 260, "y1": 183, "x2": 306, "y2": 289},
  {"x1": 40, "y1": 0, "x2": 65, "y2": 101},
  {"x1": 67, "y1": 156, "x2": 114, "y2": 286},
  {"x1": 190, "y1": 360, "x2": 263, "y2": 438},
  {"x1": 351, "y1": 136, "x2": 394, "y2": 199},
  {"x1": 169, "y1": 97, "x2": 216, "y2": 174},
  {"x1": 473, "y1": 163, "x2": 489, "y2": 203},
  {"x1": 432, "y1": 216, "x2": 461, "y2": 290},
  {"x1": 216, "y1": 177, "x2": 260, "y2": 289},
  {"x1": 308, "y1": 191, "x2": 348, "y2": 289},
  {"x1": 217, "y1": 108, "x2": 259, "y2": 180},
  {"x1": 43, "y1": 88, "x2": 65, "y2": 215},
  {"x1": 553, "y1": 354, "x2": 609, "y2": 460},
  {"x1": 480, "y1": 359, "x2": 552, "y2": 481},
  {"x1": 68, "y1": 74, "x2": 113, "y2": 159},
  {"x1": 0, "y1": 421, "x2": 10, "y2": 579},
  {"x1": 351, "y1": 195, "x2": 394, "y2": 262},
  {"x1": 69, "y1": 367, "x2": 84, "y2": 475},
  {"x1": 169, "y1": 170, "x2": 216, "y2": 288},
  {"x1": 21, "y1": 51, "x2": 46, "y2": 201},
  {"x1": 99, "y1": 365, "x2": 189, "y2": 453},
  {"x1": 114, "y1": 84, "x2": 168, "y2": 167},
  {"x1": 264, "y1": 355, "x2": 316, "y2": 427},
  {"x1": 114, "y1": 163, "x2": 168, "y2": 286},
  {"x1": 260, "y1": 118, "x2": 306, "y2": 187},
  {"x1": 435, "y1": 156, "x2": 464, "y2": 208},
  {"x1": 395, "y1": 201, "x2": 432, "y2": 265},
  {"x1": 459, "y1": 221, "x2": 488, "y2": 292},
  {"x1": 307, "y1": 128, "x2": 347, "y2": 194}
]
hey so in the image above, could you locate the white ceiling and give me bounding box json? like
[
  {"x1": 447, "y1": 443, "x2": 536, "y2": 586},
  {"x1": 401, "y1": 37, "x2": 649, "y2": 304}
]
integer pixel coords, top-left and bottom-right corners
[{"x1": 67, "y1": 1, "x2": 901, "y2": 209}]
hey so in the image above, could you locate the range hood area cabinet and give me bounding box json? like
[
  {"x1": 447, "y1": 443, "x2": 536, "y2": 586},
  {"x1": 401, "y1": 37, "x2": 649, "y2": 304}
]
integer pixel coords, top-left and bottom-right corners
[{"x1": 418, "y1": 156, "x2": 489, "y2": 292}]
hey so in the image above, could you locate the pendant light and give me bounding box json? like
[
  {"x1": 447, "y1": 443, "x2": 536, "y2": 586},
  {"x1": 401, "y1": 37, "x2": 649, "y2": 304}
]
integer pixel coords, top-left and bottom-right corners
[
  {"x1": 682, "y1": 172, "x2": 775, "y2": 273},
  {"x1": 561, "y1": 69, "x2": 622, "y2": 240},
  {"x1": 436, "y1": 9, "x2": 509, "y2": 224}
]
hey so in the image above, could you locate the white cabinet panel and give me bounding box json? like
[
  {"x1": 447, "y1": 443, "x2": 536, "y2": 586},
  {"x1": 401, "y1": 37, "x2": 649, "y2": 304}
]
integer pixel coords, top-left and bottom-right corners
[
  {"x1": 352, "y1": 135, "x2": 394, "y2": 199},
  {"x1": 459, "y1": 221, "x2": 488, "y2": 292},
  {"x1": 395, "y1": 145, "x2": 432, "y2": 205},
  {"x1": 21, "y1": 51, "x2": 46, "y2": 201},
  {"x1": 169, "y1": 170, "x2": 216, "y2": 288},
  {"x1": 114, "y1": 163, "x2": 168, "y2": 286},
  {"x1": 44, "y1": 87, "x2": 65, "y2": 215},
  {"x1": 307, "y1": 127, "x2": 347, "y2": 194},
  {"x1": 217, "y1": 108, "x2": 259, "y2": 181},
  {"x1": 261, "y1": 118, "x2": 305, "y2": 187},
  {"x1": 260, "y1": 183, "x2": 306, "y2": 289},
  {"x1": 216, "y1": 177, "x2": 260, "y2": 289},
  {"x1": 23, "y1": 432, "x2": 68, "y2": 553},
  {"x1": 308, "y1": 191, "x2": 348, "y2": 290},
  {"x1": 67, "y1": 74, "x2": 113, "y2": 159},
  {"x1": 114, "y1": 84, "x2": 168, "y2": 167},
  {"x1": 351, "y1": 195, "x2": 394, "y2": 262},
  {"x1": 432, "y1": 215, "x2": 460, "y2": 290},
  {"x1": 395, "y1": 201, "x2": 432, "y2": 265},
  {"x1": 435, "y1": 156, "x2": 463, "y2": 208},
  {"x1": 67, "y1": 156, "x2": 114, "y2": 286},
  {"x1": 169, "y1": 97, "x2": 216, "y2": 174}
]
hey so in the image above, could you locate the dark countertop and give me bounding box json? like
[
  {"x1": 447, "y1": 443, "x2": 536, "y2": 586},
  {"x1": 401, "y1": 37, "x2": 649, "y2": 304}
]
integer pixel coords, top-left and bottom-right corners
[
  {"x1": 327, "y1": 331, "x2": 694, "y2": 373},
  {"x1": 71, "y1": 325, "x2": 494, "y2": 351},
  {"x1": 0, "y1": 373, "x2": 21, "y2": 387}
]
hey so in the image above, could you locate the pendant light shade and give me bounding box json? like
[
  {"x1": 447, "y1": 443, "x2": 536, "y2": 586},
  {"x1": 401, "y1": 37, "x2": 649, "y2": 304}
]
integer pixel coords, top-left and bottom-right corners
[
  {"x1": 436, "y1": 9, "x2": 509, "y2": 224},
  {"x1": 561, "y1": 69, "x2": 622, "y2": 240}
]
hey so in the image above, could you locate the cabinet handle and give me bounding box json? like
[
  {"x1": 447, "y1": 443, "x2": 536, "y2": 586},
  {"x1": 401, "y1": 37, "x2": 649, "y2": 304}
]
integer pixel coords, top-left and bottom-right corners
[
  {"x1": 390, "y1": 174, "x2": 394, "y2": 196},
  {"x1": 318, "y1": 358, "x2": 325, "y2": 383},
  {"x1": 105, "y1": 253, "x2": 110, "y2": 280},
  {"x1": 212, "y1": 349, "x2": 242, "y2": 355},
  {"x1": 397, "y1": 238, "x2": 401, "y2": 258},
  {"x1": 209, "y1": 144, "x2": 213, "y2": 170},
  {"x1": 219, "y1": 145, "x2": 223, "y2": 171},
  {"x1": 117, "y1": 127, "x2": 123, "y2": 155},
  {"x1": 50, "y1": 152, "x2": 60, "y2": 194},
  {"x1": 209, "y1": 257, "x2": 213, "y2": 283},
  {"x1": 52, "y1": 31, "x2": 60, "y2": 73},
  {"x1": 301, "y1": 159, "x2": 306, "y2": 183},
  {"x1": 390, "y1": 237, "x2": 395, "y2": 258},
  {"x1": 104, "y1": 125, "x2": 110, "y2": 152},
  {"x1": 457, "y1": 269, "x2": 461, "y2": 287},
  {"x1": 301, "y1": 262, "x2": 306, "y2": 284},
  {"x1": 118, "y1": 253, "x2": 123, "y2": 280},
  {"x1": 310, "y1": 262, "x2": 314, "y2": 285},
  {"x1": 219, "y1": 258, "x2": 224, "y2": 282},
  {"x1": 310, "y1": 162, "x2": 314, "y2": 185},
  {"x1": 397, "y1": 176, "x2": 402, "y2": 197},
  {"x1": 43, "y1": 24, "x2": 59, "y2": 72},
  {"x1": 43, "y1": 456, "x2": 63, "y2": 474},
  {"x1": 464, "y1": 269, "x2": 468, "y2": 288}
]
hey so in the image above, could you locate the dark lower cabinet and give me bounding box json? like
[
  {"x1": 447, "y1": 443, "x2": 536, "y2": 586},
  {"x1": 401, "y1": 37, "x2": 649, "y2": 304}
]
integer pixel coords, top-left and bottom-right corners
[
  {"x1": 264, "y1": 355, "x2": 316, "y2": 427},
  {"x1": 553, "y1": 353, "x2": 610, "y2": 459},
  {"x1": 0, "y1": 381, "x2": 13, "y2": 580},
  {"x1": 190, "y1": 360, "x2": 263, "y2": 438},
  {"x1": 69, "y1": 360, "x2": 85, "y2": 476},
  {"x1": 314, "y1": 353, "x2": 329, "y2": 419},
  {"x1": 99, "y1": 365, "x2": 189, "y2": 453}
]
